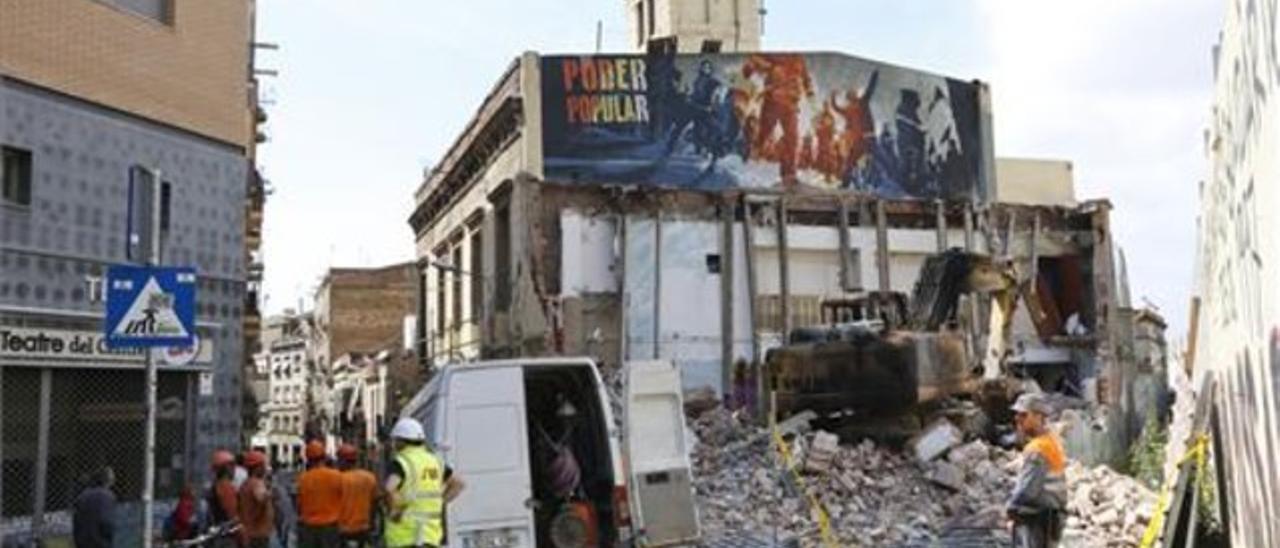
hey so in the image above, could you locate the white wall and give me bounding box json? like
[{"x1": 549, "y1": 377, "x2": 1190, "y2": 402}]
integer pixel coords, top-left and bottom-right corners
[{"x1": 1194, "y1": 3, "x2": 1280, "y2": 543}]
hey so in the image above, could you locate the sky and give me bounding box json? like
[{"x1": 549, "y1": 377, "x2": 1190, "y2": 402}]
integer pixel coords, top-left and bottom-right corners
[{"x1": 256, "y1": 0, "x2": 1224, "y2": 337}]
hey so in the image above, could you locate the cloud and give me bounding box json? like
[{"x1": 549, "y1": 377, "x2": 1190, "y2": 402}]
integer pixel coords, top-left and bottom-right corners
[{"x1": 976, "y1": 0, "x2": 1224, "y2": 335}]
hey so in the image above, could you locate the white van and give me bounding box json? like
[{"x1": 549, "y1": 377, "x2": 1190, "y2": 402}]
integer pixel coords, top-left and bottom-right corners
[{"x1": 399, "y1": 357, "x2": 699, "y2": 547}]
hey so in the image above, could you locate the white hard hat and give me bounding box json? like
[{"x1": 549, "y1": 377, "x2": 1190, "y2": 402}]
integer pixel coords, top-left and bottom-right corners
[{"x1": 390, "y1": 417, "x2": 425, "y2": 441}]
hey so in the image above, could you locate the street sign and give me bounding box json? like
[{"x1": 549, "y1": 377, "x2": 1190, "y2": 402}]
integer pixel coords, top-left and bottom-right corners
[{"x1": 105, "y1": 265, "x2": 197, "y2": 348}]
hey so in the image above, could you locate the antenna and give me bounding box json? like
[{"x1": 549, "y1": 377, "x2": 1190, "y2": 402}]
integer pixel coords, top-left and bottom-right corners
[
  {"x1": 596, "y1": 20, "x2": 603, "y2": 53},
  {"x1": 759, "y1": 0, "x2": 768, "y2": 36}
]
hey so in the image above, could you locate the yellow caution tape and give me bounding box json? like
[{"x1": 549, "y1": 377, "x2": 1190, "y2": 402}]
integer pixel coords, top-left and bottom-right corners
[
  {"x1": 1139, "y1": 434, "x2": 1209, "y2": 548},
  {"x1": 772, "y1": 427, "x2": 841, "y2": 548}
]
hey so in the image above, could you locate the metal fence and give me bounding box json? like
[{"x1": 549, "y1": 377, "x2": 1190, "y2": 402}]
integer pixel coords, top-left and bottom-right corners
[{"x1": 1, "y1": 366, "x2": 195, "y2": 546}]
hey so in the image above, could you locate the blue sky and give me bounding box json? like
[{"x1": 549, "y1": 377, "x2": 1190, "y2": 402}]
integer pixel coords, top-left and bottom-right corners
[{"x1": 256, "y1": 0, "x2": 1222, "y2": 337}]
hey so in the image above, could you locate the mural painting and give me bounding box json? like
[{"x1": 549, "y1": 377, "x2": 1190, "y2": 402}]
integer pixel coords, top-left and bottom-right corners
[{"x1": 541, "y1": 52, "x2": 989, "y2": 201}]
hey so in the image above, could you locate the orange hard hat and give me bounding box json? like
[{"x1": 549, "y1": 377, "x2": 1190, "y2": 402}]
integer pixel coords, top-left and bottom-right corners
[
  {"x1": 243, "y1": 450, "x2": 267, "y2": 470},
  {"x1": 305, "y1": 440, "x2": 326, "y2": 462},
  {"x1": 211, "y1": 449, "x2": 235, "y2": 471},
  {"x1": 337, "y1": 444, "x2": 359, "y2": 463}
]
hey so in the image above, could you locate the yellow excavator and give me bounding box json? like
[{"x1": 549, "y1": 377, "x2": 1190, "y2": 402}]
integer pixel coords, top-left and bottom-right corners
[{"x1": 765, "y1": 249, "x2": 1021, "y2": 421}]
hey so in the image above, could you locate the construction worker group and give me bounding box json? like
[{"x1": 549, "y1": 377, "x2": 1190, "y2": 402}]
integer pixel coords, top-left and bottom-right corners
[{"x1": 196, "y1": 417, "x2": 462, "y2": 547}]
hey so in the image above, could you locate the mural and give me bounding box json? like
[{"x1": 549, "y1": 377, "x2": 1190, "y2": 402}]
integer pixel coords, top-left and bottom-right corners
[{"x1": 541, "y1": 52, "x2": 989, "y2": 200}]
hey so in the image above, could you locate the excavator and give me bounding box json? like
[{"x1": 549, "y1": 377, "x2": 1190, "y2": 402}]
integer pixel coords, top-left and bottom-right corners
[{"x1": 765, "y1": 249, "x2": 1021, "y2": 426}]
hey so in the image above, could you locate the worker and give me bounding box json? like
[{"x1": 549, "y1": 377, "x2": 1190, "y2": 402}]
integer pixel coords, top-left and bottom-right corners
[
  {"x1": 383, "y1": 418, "x2": 464, "y2": 548},
  {"x1": 297, "y1": 440, "x2": 343, "y2": 548},
  {"x1": 1006, "y1": 393, "x2": 1068, "y2": 548},
  {"x1": 209, "y1": 449, "x2": 240, "y2": 547},
  {"x1": 238, "y1": 450, "x2": 275, "y2": 548},
  {"x1": 336, "y1": 444, "x2": 379, "y2": 547}
]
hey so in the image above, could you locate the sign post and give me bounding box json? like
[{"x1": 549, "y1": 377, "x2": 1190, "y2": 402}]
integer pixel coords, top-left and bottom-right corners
[{"x1": 105, "y1": 168, "x2": 193, "y2": 548}]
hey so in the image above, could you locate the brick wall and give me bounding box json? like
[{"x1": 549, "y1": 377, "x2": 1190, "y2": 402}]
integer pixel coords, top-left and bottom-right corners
[
  {"x1": 0, "y1": 0, "x2": 252, "y2": 148},
  {"x1": 321, "y1": 264, "x2": 417, "y2": 362}
]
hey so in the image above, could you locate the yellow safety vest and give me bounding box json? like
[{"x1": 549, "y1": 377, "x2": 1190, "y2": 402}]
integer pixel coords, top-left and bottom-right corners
[{"x1": 385, "y1": 445, "x2": 445, "y2": 547}]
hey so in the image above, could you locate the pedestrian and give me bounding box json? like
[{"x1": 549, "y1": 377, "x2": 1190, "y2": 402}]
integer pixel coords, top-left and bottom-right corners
[
  {"x1": 1007, "y1": 393, "x2": 1068, "y2": 548},
  {"x1": 270, "y1": 467, "x2": 297, "y2": 548},
  {"x1": 209, "y1": 449, "x2": 241, "y2": 547},
  {"x1": 165, "y1": 484, "x2": 198, "y2": 542},
  {"x1": 337, "y1": 444, "x2": 379, "y2": 547},
  {"x1": 383, "y1": 418, "x2": 464, "y2": 548},
  {"x1": 238, "y1": 450, "x2": 275, "y2": 548},
  {"x1": 72, "y1": 466, "x2": 116, "y2": 548},
  {"x1": 297, "y1": 440, "x2": 343, "y2": 547},
  {"x1": 233, "y1": 453, "x2": 250, "y2": 490}
]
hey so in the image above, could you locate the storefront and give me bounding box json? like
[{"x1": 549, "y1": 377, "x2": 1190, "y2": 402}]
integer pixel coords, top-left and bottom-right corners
[{"x1": 0, "y1": 314, "x2": 214, "y2": 541}]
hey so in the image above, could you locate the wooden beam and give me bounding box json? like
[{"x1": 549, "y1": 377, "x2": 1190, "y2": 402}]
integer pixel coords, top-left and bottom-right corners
[
  {"x1": 935, "y1": 199, "x2": 948, "y2": 252},
  {"x1": 720, "y1": 199, "x2": 736, "y2": 396},
  {"x1": 654, "y1": 209, "x2": 663, "y2": 359},
  {"x1": 875, "y1": 200, "x2": 890, "y2": 293},
  {"x1": 778, "y1": 199, "x2": 792, "y2": 341},
  {"x1": 742, "y1": 198, "x2": 764, "y2": 422},
  {"x1": 837, "y1": 198, "x2": 854, "y2": 291}
]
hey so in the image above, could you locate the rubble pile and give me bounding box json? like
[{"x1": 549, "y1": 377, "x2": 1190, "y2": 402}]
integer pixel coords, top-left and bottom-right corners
[{"x1": 690, "y1": 407, "x2": 1158, "y2": 547}]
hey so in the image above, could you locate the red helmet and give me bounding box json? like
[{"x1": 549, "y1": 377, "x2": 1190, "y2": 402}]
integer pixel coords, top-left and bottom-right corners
[
  {"x1": 337, "y1": 444, "x2": 359, "y2": 463},
  {"x1": 210, "y1": 449, "x2": 235, "y2": 471},
  {"x1": 243, "y1": 450, "x2": 267, "y2": 470},
  {"x1": 305, "y1": 440, "x2": 326, "y2": 462}
]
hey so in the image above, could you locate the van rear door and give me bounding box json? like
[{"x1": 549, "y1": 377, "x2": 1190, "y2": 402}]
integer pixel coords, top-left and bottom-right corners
[
  {"x1": 444, "y1": 366, "x2": 536, "y2": 547},
  {"x1": 623, "y1": 360, "x2": 701, "y2": 546}
]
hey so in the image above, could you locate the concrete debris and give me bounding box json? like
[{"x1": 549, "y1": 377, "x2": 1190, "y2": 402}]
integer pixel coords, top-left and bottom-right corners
[
  {"x1": 910, "y1": 418, "x2": 964, "y2": 463},
  {"x1": 693, "y1": 406, "x2": 1158, "y2": 548},
  {"x1": 685, "y1": 387, "x2": 721, "y2": 418},
  {"x1": 776, "y1": 410, "x2": 818, "y2": 437},
  {"x1": 802, "y1": 431, "x2": 839, "y2": 474},
  {"x1": 926, "y1": 461, "x2": 966, "y2": 492}
]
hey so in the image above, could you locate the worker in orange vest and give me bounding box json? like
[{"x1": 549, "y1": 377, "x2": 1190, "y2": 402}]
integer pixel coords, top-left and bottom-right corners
[
  {"x1": 336, "y1": 444, "x2": 379, "y2": 547},
  {"x1": 1007, "y1": 393, "x2": 1068, "y2": 548},
  {"x1": 297, "y1": 440, "x2": 343, "y2": 548}
]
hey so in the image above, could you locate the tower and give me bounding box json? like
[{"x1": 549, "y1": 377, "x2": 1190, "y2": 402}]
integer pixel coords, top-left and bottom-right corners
[{"x1": 626, "y1": 0, "x2": 762, "y2": 54}]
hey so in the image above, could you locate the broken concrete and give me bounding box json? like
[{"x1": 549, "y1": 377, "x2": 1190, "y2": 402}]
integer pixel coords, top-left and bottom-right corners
[
  {"x1": 693, "y1": 405, "x2": 1157, "y2": 547},
  {"x1": 910, "y1": 418, "x2": 964, "y2": 463}
]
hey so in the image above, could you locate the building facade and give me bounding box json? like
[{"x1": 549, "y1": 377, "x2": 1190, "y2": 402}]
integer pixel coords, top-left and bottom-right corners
[
  {"x1": 1191, "y1": 0, "x2": 1280, "y2": 544},
  {"x1": 250, "y1": 312, "x2": 311, "y2": 469},
  {"x1": 309, "y1": 263, "x2": 417, "y2": 435},
  {"x1": 0, "y1": 0, "x2": 260, "y2": 543}
]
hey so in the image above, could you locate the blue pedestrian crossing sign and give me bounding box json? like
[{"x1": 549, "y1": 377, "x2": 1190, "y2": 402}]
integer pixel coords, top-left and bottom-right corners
[{"x1": 104, "y1": 265, "x2": 197, "y2": 348}]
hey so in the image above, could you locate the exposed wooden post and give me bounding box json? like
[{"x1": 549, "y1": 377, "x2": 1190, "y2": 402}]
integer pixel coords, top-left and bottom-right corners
[
  {"x1": 935, "y1": 199, "x2": 948, "y2": 252},
  {"x1": 618, "y1": 212, "x2": 629, "y2": 363},
  {"x1": 1004, "y1": 209, "x2": 1018, "y2": 257},
  {"x1": 875, "y1": 199, "x2": 890, "y2": 293},
  {"x1": 742, "y1": 198, "x2": 764, "y2": 422},
  {"x1": 1030, "y1": 211, "x2": 1041, "y2": 285},
  {"x1": 963, "y1": 202, "x2": 975, "y2": 251},
  {"x1": 837, "y1": 198, "x2": 853, "y2": 291},
  {"x1": 777, "y1": 198, "x2": 792, "y2": 341},
  {"x1": 653, "y1": 209, "x2": 663, "y2": 359},
  {"x1": 720, "y1": 198, "x2": 736, "y2": 397}
]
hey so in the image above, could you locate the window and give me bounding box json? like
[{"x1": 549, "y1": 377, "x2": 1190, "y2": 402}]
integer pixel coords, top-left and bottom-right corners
[
  {"x1": 2, "y1": 146, "x2": 32, "y2": 207},
  {"x1": 646, "y1": 0, "x2": 655, "y2": 37},
  {"x1": 451, "y1": 246, "x2": 463, "y2": 327},
  {"x1": 470, "y1": 230, "x2": 483, "y2": 324},
  {"x1": 701, "y1": 40, "x2": 722, "y2": 53},
  {"x1": 494, "y1": 203, "x2": 511, "y2": 309},
  {"x1": 436, "y1": 257, "x2": 447, "y2": 334},
  {"x1": 98, "y1": 0, "x2": 173, "y2": 25}
]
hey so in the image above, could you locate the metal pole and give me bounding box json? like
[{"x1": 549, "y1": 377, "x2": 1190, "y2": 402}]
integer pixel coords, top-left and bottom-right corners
[
  {"x1": 142, "y1": 168, "x2": 162, "y2": 548},
  {"x1": 0, "y1": 365, "x2": 4, "y2": 514},
  {"x1": 618, "y1": 213, "x2": 629, "y2": 363},
  {"x1": 33, "y1": 368, "x2": 52, "y2": 541}
]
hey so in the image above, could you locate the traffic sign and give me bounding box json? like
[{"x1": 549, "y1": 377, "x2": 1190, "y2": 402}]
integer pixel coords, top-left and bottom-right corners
[{"x1": 105, "y1": 265, "x2": 197, "y2": 348}]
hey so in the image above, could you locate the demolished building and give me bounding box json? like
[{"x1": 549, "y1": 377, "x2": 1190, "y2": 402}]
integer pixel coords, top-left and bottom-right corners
[{"x1": 407, "y1": 49, "x2": 1165, "y2": 467}]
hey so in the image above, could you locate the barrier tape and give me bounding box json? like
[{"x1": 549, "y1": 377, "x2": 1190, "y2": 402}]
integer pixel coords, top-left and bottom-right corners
[
  {"x1": 1139, "y1": 434, "x2": 1209, "y2": 548},
  {"x1": 771, "y1": 427, "x2": 840, "y2": 548}
]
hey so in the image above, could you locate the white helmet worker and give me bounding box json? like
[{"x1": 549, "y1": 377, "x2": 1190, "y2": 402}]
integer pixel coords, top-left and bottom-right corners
[{"x1": 390, "y1": 417, "x2": 426, "y2": 442}]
